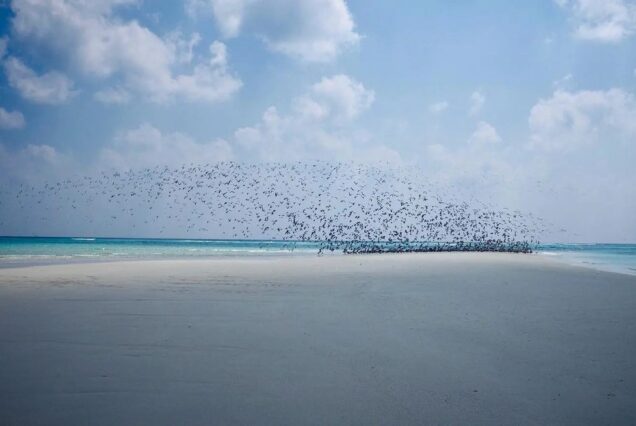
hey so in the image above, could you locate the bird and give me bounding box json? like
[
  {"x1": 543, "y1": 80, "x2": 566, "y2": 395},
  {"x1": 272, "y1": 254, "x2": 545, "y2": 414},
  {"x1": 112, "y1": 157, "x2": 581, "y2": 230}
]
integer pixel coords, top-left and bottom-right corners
[{"x1": 2, "y1": 161, "x2": 545, "y2": 254}]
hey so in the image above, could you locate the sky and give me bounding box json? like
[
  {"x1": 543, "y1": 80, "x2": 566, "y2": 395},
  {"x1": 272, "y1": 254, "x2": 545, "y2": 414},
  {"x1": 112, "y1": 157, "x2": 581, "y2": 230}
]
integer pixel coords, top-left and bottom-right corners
[{"x1": 0, "y1": 0, "x2": 635, "y2": 242}]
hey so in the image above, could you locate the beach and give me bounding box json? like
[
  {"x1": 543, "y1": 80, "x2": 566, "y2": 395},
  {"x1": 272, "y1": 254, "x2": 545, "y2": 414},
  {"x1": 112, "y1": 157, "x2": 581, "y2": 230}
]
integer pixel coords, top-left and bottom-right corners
[{"x1": 1, "y1": 253, "x2": 635, "y2": 425}]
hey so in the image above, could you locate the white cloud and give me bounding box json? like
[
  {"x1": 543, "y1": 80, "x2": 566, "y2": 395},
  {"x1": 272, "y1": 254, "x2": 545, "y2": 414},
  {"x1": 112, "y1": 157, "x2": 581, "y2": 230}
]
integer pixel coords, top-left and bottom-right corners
[
  {"x1": 10, "y1": 0, "x2": 242, "y2": 103},
  {"x1": 94, "y1": 86, "x2": 131, "y2": 104},
  {"x1": 185, "y1": 0, "x2": 210, "y2": 19},
  {"x1": 231, "y1": 105, "x2": 358, "y2": 161},
  {"x1": 3, "y1": 56, "x2": 77, "y2": 104},
  {"x1": 556, "y1": 0, "x2": 636, "y2": 42},
  {"x1": 469, "y1": 90, "x2": 485, "y2": 116},
  {"x1": 230, "y1": 74, "x2": 398, "y2": 162},
  {"x1": 5, "y1": 73, "x2": 387, "y2": 172},
  {"x1": 552, "y1": 73, "x2": 573, "y2": 89},
  {"x1": 210, "y1": 0, "x2": 247, "y2": 37},
  {"x1": 428, "y1": 101, "x2": 449, "y2": 113},
  {"x1": 167, "y1": 41, "x2": 243, "y2": 103},
  {"x1": 23, "y1": 144, "x2": 59, "y2": 162},
  {"x1": 418, "y1": 88, "x2": 636, "y2": 242},
  {"x1": 0, "y1": 143, "x2": 72, "y2": 183},
  {"x1": 469, "y1": 121, "x2": 501, "y2": 145},
  {"x1": 309, "y1": 74, "x2": 375, "y2": 121},
  {"x1": 422, "y1": 119, "x2": 510, "y2": 189},
  {"x1": 423, "y1": 142, "x2": 515, "y2": 191},
  {"x1": 165, "y1": 31, "x2": 202, "y2": 65},
  {"x1": 529, "y1": 88, "x2": 636, "y2": 151},
  {"x1": 101, "y1": 123, "x2": 234, "y2": 170},
  {"x1": 0, "y1": 107, "x2": 26, "y2": 129},
  {"x1": 199, "y1": 0, "x2": 360, "y2": 62}
]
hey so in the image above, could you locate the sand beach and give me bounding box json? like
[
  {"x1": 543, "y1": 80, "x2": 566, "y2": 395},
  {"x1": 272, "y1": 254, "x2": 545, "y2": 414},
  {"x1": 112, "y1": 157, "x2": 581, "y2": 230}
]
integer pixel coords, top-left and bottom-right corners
[{"x1": 1, "y1": 253, "x2": 635, "y2": 425}]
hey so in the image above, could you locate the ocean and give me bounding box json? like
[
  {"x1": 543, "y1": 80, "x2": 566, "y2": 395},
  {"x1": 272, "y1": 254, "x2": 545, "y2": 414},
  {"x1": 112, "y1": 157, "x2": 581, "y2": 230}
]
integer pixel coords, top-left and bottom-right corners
[
  {"x1": 0, "y1": 236, "x2": 322, "y2": 267},
  {"x1": 0, "y1": 237, "x2": 635, "y2": 275},
  {"x1": 538, "y1": 243, "x2": 636, "y2": 276}
]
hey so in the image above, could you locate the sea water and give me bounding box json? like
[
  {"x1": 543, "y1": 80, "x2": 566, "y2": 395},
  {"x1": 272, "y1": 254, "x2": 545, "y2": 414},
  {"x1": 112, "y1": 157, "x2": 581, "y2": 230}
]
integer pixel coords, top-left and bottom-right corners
[
  {"x1": 0, "y1": 236, "x2": 322, "y2": 267},
  {"x1": 1, "y1": 237, "x2": 635, "y2": 275},
  {"x1": 538, "y1": 243, "x2": 636, "y2": 276}
]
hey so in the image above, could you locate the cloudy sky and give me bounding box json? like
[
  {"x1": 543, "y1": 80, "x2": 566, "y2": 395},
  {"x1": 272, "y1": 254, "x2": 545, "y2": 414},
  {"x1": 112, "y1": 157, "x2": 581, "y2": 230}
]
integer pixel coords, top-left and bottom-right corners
[{"x1": 0, "y1": 0, "x2": 635, "y2": 241}]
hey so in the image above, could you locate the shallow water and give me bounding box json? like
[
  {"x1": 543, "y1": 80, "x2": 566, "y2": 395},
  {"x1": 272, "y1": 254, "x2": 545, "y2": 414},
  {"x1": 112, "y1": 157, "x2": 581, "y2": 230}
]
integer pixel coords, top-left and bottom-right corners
[
  {"x1": 0, "y1": 236, "x2": 322, "y2": 267},
  {"x1": 1, "y1": 237, "x2": 635, "y2": 275},
  {"x1": 538, "y1": 243, "x2": 636, "y2": 276}
]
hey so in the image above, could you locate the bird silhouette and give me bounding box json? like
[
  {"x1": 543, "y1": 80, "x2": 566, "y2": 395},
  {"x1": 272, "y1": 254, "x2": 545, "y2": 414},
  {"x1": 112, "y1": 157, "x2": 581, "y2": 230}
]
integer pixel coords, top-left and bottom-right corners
[{"x1": 2, "y1": 161, "x2": 545, "y2": 254}]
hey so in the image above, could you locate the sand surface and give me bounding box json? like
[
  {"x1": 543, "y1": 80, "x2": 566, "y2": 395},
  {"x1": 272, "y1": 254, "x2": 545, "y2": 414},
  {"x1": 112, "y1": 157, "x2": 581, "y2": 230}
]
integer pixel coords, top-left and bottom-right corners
[{"x1": 1, "y1": 253, "x2": 635, "y2": 425}]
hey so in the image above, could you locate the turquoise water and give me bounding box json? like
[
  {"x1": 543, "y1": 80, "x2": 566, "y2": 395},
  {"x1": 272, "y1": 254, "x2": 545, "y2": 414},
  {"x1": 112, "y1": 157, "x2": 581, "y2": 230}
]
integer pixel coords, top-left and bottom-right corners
[
  {"x1": 1, "y1": 237, "x2": 635, "y2": 275},
  {"x1": 0, "y1": 237, "x2": 322, "y2": 267},
  {"x1": 537, "y1": 243, "x2": 636, "y2": 276}
]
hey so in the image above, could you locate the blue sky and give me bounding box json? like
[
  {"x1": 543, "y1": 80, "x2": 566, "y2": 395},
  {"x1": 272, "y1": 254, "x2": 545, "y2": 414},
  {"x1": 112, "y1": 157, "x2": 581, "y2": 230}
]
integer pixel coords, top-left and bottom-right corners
[{"x1": 0, "y1": 0, "x2": 635, "y2": 241}]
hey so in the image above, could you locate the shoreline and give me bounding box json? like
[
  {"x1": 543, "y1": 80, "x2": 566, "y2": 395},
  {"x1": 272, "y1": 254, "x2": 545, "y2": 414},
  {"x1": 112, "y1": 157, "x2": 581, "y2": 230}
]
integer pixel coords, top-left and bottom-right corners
[
  {"x1": 1, "y1": 250, "x2": 635, "y2": 277},
  {"x1": 534, "y1": 250, "x2": 636, "y2": 277}
]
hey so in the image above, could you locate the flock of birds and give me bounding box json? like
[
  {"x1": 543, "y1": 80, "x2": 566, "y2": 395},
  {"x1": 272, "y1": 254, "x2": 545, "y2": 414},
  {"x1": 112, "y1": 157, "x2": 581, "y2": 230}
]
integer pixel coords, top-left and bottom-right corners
[{"x1": 2, "y1": 161, "x2": 546, "y2": 254}]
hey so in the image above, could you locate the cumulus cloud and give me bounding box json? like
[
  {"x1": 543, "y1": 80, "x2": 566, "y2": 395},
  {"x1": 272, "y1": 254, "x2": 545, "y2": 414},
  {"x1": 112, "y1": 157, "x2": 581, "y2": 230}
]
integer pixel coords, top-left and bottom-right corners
[
  {"x1": 165, "y1": 31, "x2": 203, "y2": 65},
  {"x1": 469, "y1": 121, "x2": 502, "y2": 145},
  {"x1": 423, "y1": 118, "x2": 509, "y2": 185},
  {"x1": 101, "y1": 123, "x2": 234, "y2": 170},
  {"x1": 194, "y1": 0, "x2": 360, "y2": 62},
  {"x1": 422, "y1": 142, "x2": 517, "y2": 198},
  {"x1": 228, "y1": 74, "x2": 395, "y2": 162},
  {"x1": 208, "y1": 0, "x2": 247, "y2": 37},
  {"x1": 0, "y1": 106, "x2": 26, "y2": 129},
  {"x1": 231, "y1": 105, "x2": 358, "y2": 161},
  {"x1": 469, "y1": 90, "x2": 485, "y2": 116},
  {"x1": 0, "y1": 142, "x2": 72, "y2": 183},
  {"x1": 428, "y1": 101, "x2": 449, "y2": 113},
  {"x1": 3, "y1": 56, "x2": 77, "y2": 104},
  {"x1": 420, "y1": 87, "x2": 636, "y2": 243},
  {"x1": 309, "y1": 74, "x2": 375, "y2": 121},
  {"x1": 10, "y1": 0, "x2": 242, "y2": 103},
  {"x1": 556, "y1": 0, "x2": 636, "y2": 42},
  {"x1": 4, "y1": 73, "x2": 390, "y2": 173},
  {"x1": 529, "y1": 88, "x2": 636, "y2": 151},
  {"x1": 94, "y1": 86, "x2": 131, "y2": 104},
  {"x1": 167, "y1": 41, "x2": 242, "y2": 103}
]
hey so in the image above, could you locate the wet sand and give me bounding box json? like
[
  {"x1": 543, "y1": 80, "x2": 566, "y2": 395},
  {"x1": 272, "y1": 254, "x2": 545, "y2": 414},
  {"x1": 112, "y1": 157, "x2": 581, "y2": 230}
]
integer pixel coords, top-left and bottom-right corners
[{"x1": 1, "y1": 253, "x2": 635, "y2": 425}]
